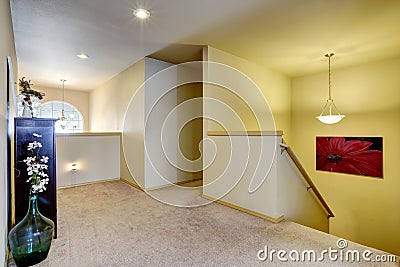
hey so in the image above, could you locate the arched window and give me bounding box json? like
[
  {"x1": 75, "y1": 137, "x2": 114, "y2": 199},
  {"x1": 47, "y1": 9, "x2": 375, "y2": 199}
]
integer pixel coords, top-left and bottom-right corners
[{"x1": 40, "y1": 101, "x2": 84, "y2": 133}]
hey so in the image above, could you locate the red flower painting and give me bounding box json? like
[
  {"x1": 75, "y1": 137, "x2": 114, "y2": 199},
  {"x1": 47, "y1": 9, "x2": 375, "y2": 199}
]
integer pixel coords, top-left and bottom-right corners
[{"x1": 316, "y1": 137, "x2": 383, "y2": 178}]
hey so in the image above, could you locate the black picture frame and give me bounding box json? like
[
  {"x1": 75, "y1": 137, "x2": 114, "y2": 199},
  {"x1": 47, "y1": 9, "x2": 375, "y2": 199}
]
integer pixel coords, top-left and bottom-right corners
[{"x1": 316, "y1": 136, "x2": 383, "y2": 178}]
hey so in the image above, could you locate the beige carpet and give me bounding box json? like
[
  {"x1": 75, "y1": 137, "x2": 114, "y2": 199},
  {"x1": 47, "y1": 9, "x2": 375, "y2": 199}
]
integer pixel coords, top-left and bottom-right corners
[{"x1": 20, "y1": 180, "x2": 398, "y2": 266}]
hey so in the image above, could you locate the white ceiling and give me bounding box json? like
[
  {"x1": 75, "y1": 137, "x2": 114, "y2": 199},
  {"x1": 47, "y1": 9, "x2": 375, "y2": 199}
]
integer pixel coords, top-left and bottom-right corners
[{"x1": 10, "y1": 0, "x2": 400, "y2": 91}]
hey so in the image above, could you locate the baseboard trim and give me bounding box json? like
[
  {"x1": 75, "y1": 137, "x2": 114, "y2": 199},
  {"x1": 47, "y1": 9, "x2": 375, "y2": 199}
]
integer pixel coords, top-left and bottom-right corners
[
  {"x1": 57, "y1": 178, "x2": 120, "y2": 189},
  {"x1": 120, "y1": 178, "x2": 144, "y2": 191},
  {"x1": 175, "y1": 177, "x2": 203, "y2": 186},
  {"x1": 145, "y1": 177, "x2": 203, "y2": 191},
  {"x1": 120, "y1": 177, "x2": 203, "y2": 191},
  {"x1": 202, "y1": 195, "x2": 284, "y2": 223}
]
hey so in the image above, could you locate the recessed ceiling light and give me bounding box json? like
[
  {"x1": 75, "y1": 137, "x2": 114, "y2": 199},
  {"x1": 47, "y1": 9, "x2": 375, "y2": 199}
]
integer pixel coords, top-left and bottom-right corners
[
  {"x1": 76, "y1": 53, "x2": 89, "y2": 59},
  {"x1": 133, "y1": 8, "x2": 150, "y2": 19}
]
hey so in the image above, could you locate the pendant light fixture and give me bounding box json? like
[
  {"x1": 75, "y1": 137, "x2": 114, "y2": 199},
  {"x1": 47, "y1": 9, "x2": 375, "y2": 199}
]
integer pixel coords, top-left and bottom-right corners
[
  {"x1": 316, "y1": 53, "x2": 345, "y2": 124},
  {"x1": 59, "y1": 79, "x2": 67, "y2": 129}
]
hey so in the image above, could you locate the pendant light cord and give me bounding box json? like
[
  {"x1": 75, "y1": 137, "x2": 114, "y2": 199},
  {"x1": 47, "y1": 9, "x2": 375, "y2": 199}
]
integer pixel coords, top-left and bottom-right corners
[
  {"x1": 61, "y1": 79, "x2": 66, "y2": 108},
  {"x1": 325, "y1": 53, "x2": 334, "y2": 100},
  {"x1": 60, "y1": 79, "x2": 66, "y2": 119},
  {"x1": 316, "y1": 52, "x2": 345, "y2": 123}
]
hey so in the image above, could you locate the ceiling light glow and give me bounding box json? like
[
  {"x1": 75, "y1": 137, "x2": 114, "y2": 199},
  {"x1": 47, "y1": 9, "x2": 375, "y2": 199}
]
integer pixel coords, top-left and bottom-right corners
[
  {"x1": 76, "y1": 53, "x2": 89, "y2": 59},
  {"x1": 133, "y1": 8, "x2": 150, "y2": 19}
]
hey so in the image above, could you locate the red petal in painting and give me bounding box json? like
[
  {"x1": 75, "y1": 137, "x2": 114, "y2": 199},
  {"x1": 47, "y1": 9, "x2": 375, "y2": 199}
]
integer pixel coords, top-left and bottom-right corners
[
  {"x1": 331, "y1": 161, "x2": 360, "y2": 175},
  {"x1": 342, "y1": 140, "x2": 373, "y2": 155},
  {"x1": 329, "y1": 137, "x2": 345, "y2": 155},
  {"x1": 316, "y1": 157, "x2": 331, "y2": 171},
  {"x1": 316, "y1": 137, "x2": 383, "y2": 178},
  {"x1": 316, "y1": 137, "x2": 331, "y2": 157}
]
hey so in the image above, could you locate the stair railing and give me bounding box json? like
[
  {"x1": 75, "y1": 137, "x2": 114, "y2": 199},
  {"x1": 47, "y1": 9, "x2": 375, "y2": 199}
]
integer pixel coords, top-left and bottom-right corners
[{"x1": 280, "y1": 141, "x2": 335, "y2": 218}]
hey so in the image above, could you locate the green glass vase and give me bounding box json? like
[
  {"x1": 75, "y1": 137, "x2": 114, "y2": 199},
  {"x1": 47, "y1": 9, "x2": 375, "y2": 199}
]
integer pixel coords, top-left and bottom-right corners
[{"x1": 8, "y1": 194, "x2": 54, "y2": 267}]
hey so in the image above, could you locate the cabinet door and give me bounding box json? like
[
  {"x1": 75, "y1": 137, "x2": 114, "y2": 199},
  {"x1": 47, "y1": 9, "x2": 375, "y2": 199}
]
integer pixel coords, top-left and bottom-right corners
[{"x1": 14, "y1": 118, "x2": 57, "y2": 237}]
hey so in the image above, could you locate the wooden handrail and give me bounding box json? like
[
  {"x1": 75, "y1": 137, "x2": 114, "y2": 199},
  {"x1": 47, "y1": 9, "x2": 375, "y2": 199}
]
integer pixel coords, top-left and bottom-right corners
[{"x1": 280, "y1": 141, "x2": 335, "y2": 218}]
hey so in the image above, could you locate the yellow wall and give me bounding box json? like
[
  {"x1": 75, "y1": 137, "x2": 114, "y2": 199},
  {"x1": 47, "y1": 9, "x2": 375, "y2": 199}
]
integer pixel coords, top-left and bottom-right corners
[
  {"x1": 0, "y1": 0, "x2": 17, "y2": 264},
  {"x1": 40, "y1": 86, "x2": 90, "y2": 131},
  {"x1": 291, "y1": 56, "x2": 400, "y2": 255},
  {"x1": 206, "y1": 47, "x2": 292, "y2": 142},
  {"x1": 90, "y1": 59, "x2": 145, "y2": 184},
  {"x1": 177, "y1": 82, "x2": 203, "y2": 180},
  {"x1": 89, "y1": 59, "x2": 145, "y2": 132}
]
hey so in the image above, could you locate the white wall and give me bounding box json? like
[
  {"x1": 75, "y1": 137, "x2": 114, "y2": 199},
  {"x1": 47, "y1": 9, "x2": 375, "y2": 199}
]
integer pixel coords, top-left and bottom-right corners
[
  {"x1": 144, "y1": 58, "x2": 203, "y2": 189},
  {"x1": 95, "y1": 57, "x2": 203, "y2": 189},
  {"x1": 0, "y1": 0, "x2": 17, "y2": 265},
  {"x1": 203, "y1": 133, "x2": 329, "y2": 231},
  {"x1": 144, "y1": 58, "x2": 176, "y2": 189},
  {"x1": 203, "y1": 134, "x2": 282, "y2": 219},
  {"x1": 56, "y1": 134, "x2": 120, "y2": 187},
  {"x1": 122, "y1": 86, "x2": 145, "y2": 186}
]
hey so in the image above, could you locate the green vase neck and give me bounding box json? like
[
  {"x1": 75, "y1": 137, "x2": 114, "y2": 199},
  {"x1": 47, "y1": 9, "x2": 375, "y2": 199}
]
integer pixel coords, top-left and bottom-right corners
[{"x1": 28, "y1": 193, "x2": 40, "y2": 216}]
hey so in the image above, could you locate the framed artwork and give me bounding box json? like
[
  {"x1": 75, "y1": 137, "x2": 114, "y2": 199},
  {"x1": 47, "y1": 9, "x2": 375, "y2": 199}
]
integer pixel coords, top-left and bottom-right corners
[{"x1": 316, "y1": 136, "x2": 383, "y2": 178}]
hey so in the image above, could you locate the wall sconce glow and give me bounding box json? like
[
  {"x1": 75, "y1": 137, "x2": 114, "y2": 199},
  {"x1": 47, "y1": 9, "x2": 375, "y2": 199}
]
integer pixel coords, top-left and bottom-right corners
[
  {"x1": 71, "y1": 163, "x2": 78, "y2": 172},
  {"x1": 316, "y1": 53, "x2": 345, "y2": 124},
  {"x1": 133, "y1": 8, "x2": 151, "y2": 19},
  {"x1": 76, "y1": 53, "x2": 89, "y2": 59}
]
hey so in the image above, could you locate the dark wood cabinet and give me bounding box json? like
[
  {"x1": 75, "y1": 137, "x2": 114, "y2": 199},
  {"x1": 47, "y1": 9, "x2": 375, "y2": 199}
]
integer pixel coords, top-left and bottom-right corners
[{"x1": 14, "y1": 118, "x2": 57, "y2": 237}]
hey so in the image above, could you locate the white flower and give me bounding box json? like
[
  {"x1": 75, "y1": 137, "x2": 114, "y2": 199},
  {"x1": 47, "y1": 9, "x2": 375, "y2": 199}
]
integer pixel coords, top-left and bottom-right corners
[
  {"x1": 34, "y1": 141, "x2": 42, "y2": 148},
  {"x1": 24, "y1": 156, "x2": 36, "y2": 164},
  {"x1": 27, "y1": 143, "x2": 34, "y2": 150},
  {"x1": 38, "y1": 172, "x2": 48, "y2": 177},
  {"x1": 40, "y1": 156, "x2": 49, "y2": 163},
  {"x1": 27, "y1": 141, "x2": 42, "y2": 151}
]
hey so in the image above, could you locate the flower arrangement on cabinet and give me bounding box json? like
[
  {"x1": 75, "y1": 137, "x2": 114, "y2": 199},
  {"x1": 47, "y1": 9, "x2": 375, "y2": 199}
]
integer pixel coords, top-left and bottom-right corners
[
  {"x1": 18, "y1": 77, "x2": 45, "y2": 118},
  {"x1": 19, "y1": 77, "x2": 44, "y2": 99}
]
